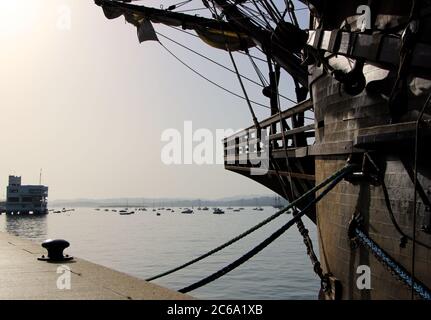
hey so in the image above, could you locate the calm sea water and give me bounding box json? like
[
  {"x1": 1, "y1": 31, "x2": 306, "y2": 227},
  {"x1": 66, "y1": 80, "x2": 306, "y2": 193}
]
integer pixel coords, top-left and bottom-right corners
[{"x1": 0, "y1": 207, "x2": 319, "y2": 299}]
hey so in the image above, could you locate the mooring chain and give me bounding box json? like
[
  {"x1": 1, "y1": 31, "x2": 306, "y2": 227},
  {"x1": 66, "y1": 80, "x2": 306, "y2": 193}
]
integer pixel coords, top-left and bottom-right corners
[
  {"x1": 348, "y1": 215, "x2": 431, "y2": 300},
  {"x1": 293, "y1": 210, "x2": 324, "y2": 277},
  {"x1": 292, "y1": 209, "x2": 333, "y2": 295}
]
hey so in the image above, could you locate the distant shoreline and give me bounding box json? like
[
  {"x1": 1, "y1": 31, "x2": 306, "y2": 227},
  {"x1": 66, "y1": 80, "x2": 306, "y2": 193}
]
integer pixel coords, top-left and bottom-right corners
[{"x1": 48, "y1": 195, "x2": 287, "y2": 209}]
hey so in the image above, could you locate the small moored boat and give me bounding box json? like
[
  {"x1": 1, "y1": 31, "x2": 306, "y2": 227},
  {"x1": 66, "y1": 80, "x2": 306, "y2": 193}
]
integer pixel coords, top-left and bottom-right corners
[
  {"x1": 213, "y1": 208, "x2": 225, "y2": 214},
  {"x1": 119, "y1": 210, "x2": 134, "y2": 215}
]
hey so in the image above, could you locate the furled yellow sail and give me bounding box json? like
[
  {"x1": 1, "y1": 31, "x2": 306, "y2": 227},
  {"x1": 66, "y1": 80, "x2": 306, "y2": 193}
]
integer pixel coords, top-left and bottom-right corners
[{"x1": 195, "y1": 28, "x2": 255, "y2": 51}]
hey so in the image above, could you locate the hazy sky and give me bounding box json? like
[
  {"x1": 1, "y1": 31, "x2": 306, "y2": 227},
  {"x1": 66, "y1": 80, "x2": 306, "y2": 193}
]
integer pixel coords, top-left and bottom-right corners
[{"x1": 0, "y1": 0, "x2": 308, "y2": 200}]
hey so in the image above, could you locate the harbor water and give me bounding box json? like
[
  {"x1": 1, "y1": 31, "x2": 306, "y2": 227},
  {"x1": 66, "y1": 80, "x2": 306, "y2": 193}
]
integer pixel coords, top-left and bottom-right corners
[{"x1": 0, "y1": 207, "x2": 319, "y2": 299}]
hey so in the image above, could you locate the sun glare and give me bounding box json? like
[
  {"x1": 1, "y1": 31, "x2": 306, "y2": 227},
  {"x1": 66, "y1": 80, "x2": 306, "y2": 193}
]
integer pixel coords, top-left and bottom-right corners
[{"x1": 0, "y1": 1, "x2": 40, "y2": 37}]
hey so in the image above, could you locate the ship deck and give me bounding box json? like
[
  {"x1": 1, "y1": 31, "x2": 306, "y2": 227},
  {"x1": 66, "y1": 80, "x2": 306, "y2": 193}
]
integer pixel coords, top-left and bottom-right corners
[{"x1": 0, "y1": 232, "x2": 191, "y2": 300}]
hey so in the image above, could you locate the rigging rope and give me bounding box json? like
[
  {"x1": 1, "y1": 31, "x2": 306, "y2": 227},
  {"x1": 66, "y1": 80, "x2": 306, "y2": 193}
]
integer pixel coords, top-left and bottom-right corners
[
  {"x1": 240, "y1": 2, "x2": 275, "y2": 22},
  {"x1": 158, "y1": 41, "x2": 271, "y2": 109},
  {"x1": 211, "y1": 0, "x2": 261, "y2": 129},
  {"x1": 286, "y1": 0, "x2": 299, "y2": 27},
  {"x1": 227, "y1": 48, "x2": 261, "y2": 129},
  {"x1": 165, "y1": 0, "x2": 193, "y2": 11},
  {"x1": 146, "y1": 164, "x2": 355, "y2": 282},
  {"x1": 248, "y1": 0, "x2": 275, "y2": 30},
  {"x1": 237, "y1": 5, "x2": 274, "y2": 29},
  {"x1": 156, "y1": 31, "x2": 267, "y2": 89},
  {"x1": 164, "y1": 25, "x2": 297, "y2": 103},
  {"x1": 206, "y1": 0, "x2": 274, "y2": 29},
  {"x1": 247, "y1": 52, "x2": 269, "y2": 86},
  {"x1": 178, "y1": 165, "x2": 354, "y2": 293},
  {"x1": 259, "y1": 0, "x2": 282, "y2": 22},
  {"x1": 176, "y1": 7, "x2": 210, "y2": 13},
  {"x1": 242, "y1": 0, "x2": 308, "y2": 12}
]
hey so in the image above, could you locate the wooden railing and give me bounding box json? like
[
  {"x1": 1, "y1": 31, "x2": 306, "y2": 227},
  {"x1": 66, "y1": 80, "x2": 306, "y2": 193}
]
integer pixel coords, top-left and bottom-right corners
[{"x1": 224, "y1": 99, "x2": 315, "y2": 166}]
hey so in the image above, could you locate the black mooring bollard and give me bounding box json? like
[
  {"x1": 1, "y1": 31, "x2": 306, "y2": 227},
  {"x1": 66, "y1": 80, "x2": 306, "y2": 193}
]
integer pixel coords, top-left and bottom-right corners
[{"x1": 38, "y1": 239, "x2": 74, "y2": 262}]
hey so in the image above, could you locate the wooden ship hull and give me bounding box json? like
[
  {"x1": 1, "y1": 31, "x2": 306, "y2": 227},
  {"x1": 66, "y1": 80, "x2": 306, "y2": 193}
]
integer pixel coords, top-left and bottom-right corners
[{"x1": 312, "y1": 75, "x2": 431, "y2": 299}]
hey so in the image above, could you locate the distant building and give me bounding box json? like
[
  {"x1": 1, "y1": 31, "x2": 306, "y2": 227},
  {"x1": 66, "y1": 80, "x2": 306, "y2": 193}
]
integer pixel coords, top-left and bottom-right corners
[{"x1": 5, "y1": 176, "x2": 48, "y2": 214}]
